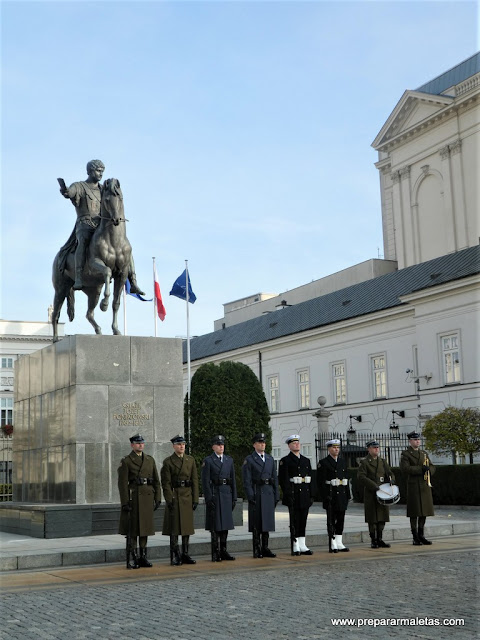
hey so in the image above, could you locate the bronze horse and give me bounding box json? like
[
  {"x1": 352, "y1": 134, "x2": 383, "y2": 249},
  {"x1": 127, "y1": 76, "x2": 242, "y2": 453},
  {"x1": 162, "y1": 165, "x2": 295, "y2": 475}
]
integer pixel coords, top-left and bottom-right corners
[{"x1": 51, "y1": 178, "x2": 132, "y2": 342}]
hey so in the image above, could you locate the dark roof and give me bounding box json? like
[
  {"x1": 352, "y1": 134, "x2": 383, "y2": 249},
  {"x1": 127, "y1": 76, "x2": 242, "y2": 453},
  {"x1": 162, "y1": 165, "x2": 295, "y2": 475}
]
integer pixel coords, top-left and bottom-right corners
[
  {"x1": 415, "y1": 52, "x2": 480, "y2": 95},
  {"x1": 185, "y1": 246, "x2": 480, "y2": 363}
]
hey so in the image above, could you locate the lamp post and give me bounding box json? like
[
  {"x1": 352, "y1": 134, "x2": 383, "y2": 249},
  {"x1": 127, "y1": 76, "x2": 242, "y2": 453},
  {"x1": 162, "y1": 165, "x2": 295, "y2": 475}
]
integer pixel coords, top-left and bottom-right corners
[
  {"x1": 389, "y1": 410, "x2": 405, "y2": 436},
  {"x1": 347, "y1": 415, "x2": 361, "y2": 444}
]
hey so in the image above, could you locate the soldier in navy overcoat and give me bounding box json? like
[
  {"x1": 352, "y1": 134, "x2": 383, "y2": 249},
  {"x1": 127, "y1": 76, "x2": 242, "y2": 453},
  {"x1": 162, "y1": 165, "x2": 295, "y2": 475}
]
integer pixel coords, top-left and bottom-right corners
[
  {"x1": 242, "y1": 432, "x2": 280, "y2": 558},
  {"x1": 317, "y1": 438, "x2": 350, "y2": 553},
  {"x1": 201, "y1": 435, "x2": 237, "y2": 561},
  {"x1": 278, "y1": 434, "x2": 314, "y2": 555}
]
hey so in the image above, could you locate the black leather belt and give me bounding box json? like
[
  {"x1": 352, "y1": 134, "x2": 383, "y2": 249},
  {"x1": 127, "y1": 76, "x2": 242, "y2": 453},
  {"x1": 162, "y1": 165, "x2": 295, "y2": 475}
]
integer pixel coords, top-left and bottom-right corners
[
  {"x1": 257, "y1": 478, "x2": 273, "y2": 485},
  {"x1": 173, "y1": 480, "x2": 192, "y2": 488},
  {"x1": 134, "y1": 477, "x2": 153, "y2": 485},
  {"x1": 214, "y1": 478, "x2": 231, "y2": 486}
]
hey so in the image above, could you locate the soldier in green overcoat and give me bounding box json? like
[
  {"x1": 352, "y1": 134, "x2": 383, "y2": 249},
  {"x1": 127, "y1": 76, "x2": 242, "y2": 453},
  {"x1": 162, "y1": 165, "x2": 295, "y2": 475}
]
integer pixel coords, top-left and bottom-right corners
[
  {"x1": 161, "y1": 435, "x2": 199, "y2": 566},
  {"x1": 357, "y1": 440, "x2": 395, "y2": 549},
  {"x1": 400, "y1": 431, "x2": 436, "y2": 545},
  {"x1": 118, "y1": 434, "x2": 162, "y2": 568}
]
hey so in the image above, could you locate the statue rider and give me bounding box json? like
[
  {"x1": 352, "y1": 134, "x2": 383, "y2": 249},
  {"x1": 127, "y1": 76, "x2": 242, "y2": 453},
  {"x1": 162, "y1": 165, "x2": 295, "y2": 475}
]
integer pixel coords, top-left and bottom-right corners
[{"x1": 59, "y1": 159, "x2": 145, "y2": 294}]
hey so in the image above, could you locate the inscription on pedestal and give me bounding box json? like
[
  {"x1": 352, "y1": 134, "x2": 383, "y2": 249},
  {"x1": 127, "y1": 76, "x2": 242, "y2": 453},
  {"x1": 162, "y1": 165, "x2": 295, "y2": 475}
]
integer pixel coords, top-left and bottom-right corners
[{"x1": 113, "y1": 401, "x2": 151, "y2": 427}]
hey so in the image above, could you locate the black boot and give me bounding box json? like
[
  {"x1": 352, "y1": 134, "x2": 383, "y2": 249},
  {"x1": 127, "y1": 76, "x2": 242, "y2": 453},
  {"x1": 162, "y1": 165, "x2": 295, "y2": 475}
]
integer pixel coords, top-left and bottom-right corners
[
  {"x1": 138, "y1": 547, "x2": 153, "y2": 567},
  {"x1": 261, "y1": 533, "x2": 276, "y2": 558},
  {"x1": 170, "y1": 536, "x2": 182, "y2": 566},
  {"x1": 127, "y1": 546, "x2": 139, "y2": 569},
  {"x1": 181, "y1": 536, "x2": 196, "y2": 564},
  {"x1": 411, "y1": 528, "x2": 422, "y2": 546},
  {"x1": 418, "y1": 528, "x2": 432, "y2": 545},
  {"x1": 220, "y1": 532, "x2": 235, "y2": 561},
  {"x1": 370, "y1": 533, "x2": 379, "y2": 549},
  {"x1": 253, "y1": 532, "x2": 263, "y2": 558},
  {"x1": 376, "y1": 529, "x2": 391, "y2": 548},
  {"x1": 211, "y1": 532, "x2": 222, "y2": 562}
]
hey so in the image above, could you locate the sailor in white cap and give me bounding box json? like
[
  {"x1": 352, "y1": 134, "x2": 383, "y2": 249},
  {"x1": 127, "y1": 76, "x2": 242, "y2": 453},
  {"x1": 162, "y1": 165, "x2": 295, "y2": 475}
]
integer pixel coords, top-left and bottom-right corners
[
  {"x1": 317, "y1": 438, "x2": 350, "y2": 553},
  {"x1": 278, "y1": 434, "x2": 314, "y2": 556}
]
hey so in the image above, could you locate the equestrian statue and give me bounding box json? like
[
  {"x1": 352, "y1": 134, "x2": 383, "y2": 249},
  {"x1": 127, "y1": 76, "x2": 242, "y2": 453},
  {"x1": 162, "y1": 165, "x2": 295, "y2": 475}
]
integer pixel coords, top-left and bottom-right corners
[{"x1": 51, "y1": 159, "x2": 145, "y2": 342}]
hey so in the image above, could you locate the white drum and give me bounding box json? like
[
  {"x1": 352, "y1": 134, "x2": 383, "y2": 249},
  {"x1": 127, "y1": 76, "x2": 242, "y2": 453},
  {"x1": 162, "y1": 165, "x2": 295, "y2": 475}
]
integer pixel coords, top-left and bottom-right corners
[{"x1": 376, "y1": 483, "x2": 400, "y2": 506}]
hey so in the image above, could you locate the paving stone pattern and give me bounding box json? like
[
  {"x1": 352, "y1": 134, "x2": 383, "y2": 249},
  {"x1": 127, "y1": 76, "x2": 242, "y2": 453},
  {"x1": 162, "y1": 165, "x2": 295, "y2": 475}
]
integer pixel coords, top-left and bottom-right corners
[{"x1": 2, "y1": 548, "x2": 477, "y2": 640}]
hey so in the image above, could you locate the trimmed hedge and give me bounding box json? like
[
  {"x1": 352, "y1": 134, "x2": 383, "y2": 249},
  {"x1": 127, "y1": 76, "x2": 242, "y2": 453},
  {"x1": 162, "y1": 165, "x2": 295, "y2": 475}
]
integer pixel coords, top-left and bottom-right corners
[
  {"x1": 348, "y1": 464, "x2": 480, "y2": 506},
  {"x1": 0, "y1": 484, "x2": 12, "y2": 501}
]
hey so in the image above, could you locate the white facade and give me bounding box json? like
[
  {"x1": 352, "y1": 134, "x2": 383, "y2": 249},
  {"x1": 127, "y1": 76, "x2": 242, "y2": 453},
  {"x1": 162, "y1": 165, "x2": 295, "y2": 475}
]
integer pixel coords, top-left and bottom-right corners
[
  {"x1": 187, "y1": 271, "x2": 479, "y2": 464},
  {"x1": 185, "y1": 55, "x2": 480, "y2": 466},
  {"x1": 0, "y1": 318, "x2": 65, "y2": 428},
  {"x1": 372, "y1": 59, "x2": 480, "y2": 268}
]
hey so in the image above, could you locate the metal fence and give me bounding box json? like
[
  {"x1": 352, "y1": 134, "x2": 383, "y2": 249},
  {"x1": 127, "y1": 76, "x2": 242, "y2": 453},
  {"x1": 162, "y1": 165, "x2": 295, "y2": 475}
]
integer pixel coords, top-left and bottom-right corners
[
  {"x1": 315, "y1": 431, "x2": 410, "y2": 468},
  {"x1": 0, "y1": 433, "x2": 13, "y2": 501}
]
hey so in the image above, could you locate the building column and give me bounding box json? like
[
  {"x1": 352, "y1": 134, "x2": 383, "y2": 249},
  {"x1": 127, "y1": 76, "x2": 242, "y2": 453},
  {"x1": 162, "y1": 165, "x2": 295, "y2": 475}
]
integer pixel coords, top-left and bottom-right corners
[
  {"x1": 448, "y1": 138, "x2": 468, "y2": 248},
  {"x1": 313, "y1": 396, "x2": 332, "y2": 436},
  {"x1": 390, "y1": 169, "x2": 407, "y2": 268},
  {"x1": 439, "y1": 143, "x2": 457, "y2": 252}
]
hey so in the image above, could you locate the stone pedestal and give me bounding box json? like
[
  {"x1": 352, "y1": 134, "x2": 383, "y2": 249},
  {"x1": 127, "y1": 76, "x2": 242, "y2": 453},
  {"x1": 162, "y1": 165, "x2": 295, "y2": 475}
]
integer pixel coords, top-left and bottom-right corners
[{"x1": 12, "y1": 335, "x2": 184, "y2": 504}]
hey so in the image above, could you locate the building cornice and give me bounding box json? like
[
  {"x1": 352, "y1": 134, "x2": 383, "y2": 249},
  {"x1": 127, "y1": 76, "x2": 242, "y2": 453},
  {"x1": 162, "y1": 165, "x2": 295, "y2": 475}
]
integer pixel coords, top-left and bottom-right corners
[
  {"x1": 399, "y1": 273, "x2": 480, "y2": 305},
  {"x1": 372, "y1": 82, "x2": 479, "y2": 153}
]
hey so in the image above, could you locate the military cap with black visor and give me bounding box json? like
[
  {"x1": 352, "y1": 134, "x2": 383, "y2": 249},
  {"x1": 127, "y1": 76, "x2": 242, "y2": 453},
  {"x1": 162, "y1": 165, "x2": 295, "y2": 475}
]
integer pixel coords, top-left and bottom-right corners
[
  {"x1": 117, "y1": 434, "x2": 162, "y2": 569},
  {"x1": 242, "y1": 431, "x2": 280, "y2": 558},
  {"x1": 400, "y1": 430, "x2": 435, "y2": 545},
  {"x1": 202, "y1": 434, "x2": 238, "y2": 562}
]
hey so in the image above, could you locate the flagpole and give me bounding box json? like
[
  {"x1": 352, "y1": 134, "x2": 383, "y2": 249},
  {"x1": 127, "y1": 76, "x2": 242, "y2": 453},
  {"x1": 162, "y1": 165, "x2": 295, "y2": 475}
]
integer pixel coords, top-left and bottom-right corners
[
  {"x1": 185, "y1": 259, "x2": 191, "y2": 452},
  {"x1": 123, "y1": 286, "x2": 127, "y2": 336},
  {"x1": 153, "y1": 257, "x2": 157, "y2": 337}
]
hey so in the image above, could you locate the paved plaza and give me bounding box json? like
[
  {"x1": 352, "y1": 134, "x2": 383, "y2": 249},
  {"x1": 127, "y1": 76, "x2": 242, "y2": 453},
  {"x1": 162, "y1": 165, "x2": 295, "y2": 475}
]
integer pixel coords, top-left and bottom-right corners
[{"x1": 1, "y1": 534, "x2": 478, "y2": 640}]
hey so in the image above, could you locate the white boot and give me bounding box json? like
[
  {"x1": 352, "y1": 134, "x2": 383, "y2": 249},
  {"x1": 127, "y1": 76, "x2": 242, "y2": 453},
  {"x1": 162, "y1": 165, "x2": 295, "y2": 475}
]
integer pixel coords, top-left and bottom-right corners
[
  {"x1": 334, "y1": 534, "x2": 349, "y2": 552},
  {"x1": 330, "y1": 536, "x2": 338, "y2": 553},
  {"x1": 298, "y1": 536, "x2": 313, "y2": 555},
  {"x1": 292, "y1": 538, "x2": 300, "y2": 555}
]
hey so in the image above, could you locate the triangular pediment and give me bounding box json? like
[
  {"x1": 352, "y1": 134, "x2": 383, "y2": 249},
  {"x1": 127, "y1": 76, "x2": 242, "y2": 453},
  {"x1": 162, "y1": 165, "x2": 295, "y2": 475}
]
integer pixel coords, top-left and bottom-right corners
[{"x1": 372, "y1": 90, "x2": 453, "y2": 150}]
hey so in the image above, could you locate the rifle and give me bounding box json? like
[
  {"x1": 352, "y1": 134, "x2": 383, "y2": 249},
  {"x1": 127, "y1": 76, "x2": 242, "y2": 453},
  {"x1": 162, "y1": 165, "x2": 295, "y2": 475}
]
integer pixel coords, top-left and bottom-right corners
[
  {"x1": 126, "y1": 489, "x2": 138, "y2": 569},
  {"x1": 288, "y1": 483, "x2": 297, "y2": 555},
  {"x1": 209, "y1": 484, "x2": 219, "y2": 561},
  {"x1": 326, "y1": 484, "x2": 335, "y2": 553},
  {"x1": 251, "y1": 485, "x2": 262, "y2": 558}
]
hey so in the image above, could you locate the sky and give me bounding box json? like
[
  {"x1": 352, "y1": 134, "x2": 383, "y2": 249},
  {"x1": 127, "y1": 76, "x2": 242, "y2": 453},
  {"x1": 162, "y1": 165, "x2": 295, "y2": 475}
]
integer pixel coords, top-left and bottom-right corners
[{"x1": 1, "y1": 0, "x2": 478, "y2": 340}]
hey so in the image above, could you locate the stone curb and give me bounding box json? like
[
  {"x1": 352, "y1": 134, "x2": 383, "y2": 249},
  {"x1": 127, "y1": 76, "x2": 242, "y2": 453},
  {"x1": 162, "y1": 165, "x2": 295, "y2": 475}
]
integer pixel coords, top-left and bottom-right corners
[{"x1": 1, "y1": 520, "x2": 478, "y2": 572}]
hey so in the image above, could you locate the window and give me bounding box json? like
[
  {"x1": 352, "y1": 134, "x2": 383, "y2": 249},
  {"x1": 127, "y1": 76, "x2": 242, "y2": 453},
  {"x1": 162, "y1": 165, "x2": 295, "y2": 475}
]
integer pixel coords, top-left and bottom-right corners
[
  {"x1": 272, "y1": 447, "x2": 281, "y2": 460},
  {"x1": 301, "y1": 443, "x2": 312, "y2": 458},
  {"x1": 371, "y1": 355, "x2": 387, "y2": 399},
  {"x1": 297, "y1": 369, "x2": 310, "y2": 409},
  {"x1": 441, "y1": 333, "x2": 461, "y2": 384},
  {"x1": 332, "y1": 361, "x2": 346, "y2": 404},
  {"x1": 1, "y1": 398, "x2": 13, "y2": 426},
  {"x1": 267, "y1": 375, "x2": 279, "y2": 413},
  {"x1": 1, "y1": 358, "x2": 13, "y2": 369}
]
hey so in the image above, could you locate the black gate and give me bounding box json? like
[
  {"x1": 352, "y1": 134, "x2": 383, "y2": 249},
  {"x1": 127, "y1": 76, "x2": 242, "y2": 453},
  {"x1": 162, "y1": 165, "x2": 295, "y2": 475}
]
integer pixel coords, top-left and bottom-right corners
[{"x1": 315, "y1": 432, "x2": 410, "y2": 468}]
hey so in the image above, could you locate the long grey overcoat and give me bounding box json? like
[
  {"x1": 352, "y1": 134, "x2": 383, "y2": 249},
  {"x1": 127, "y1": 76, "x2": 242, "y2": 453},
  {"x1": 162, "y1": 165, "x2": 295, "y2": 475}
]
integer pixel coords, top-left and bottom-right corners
[
  {"x1": 242, "y1": 452, "x2": 279, "y2": 533},
  {"x1": 201, "y1": 453, "x2": 237, "y2": 532},
  {"x1": 161, "y1": 453, "x2": 199, "y2": 536},
  {"x1": 118, "y1": 451, "x2": 161, "y2": 537},
  {"x1": 357, "y1": 455, "x2": 395, "y2": 524},
  {"x1": 400, "y1": 446, "x2": 436, "y2": 517}
]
